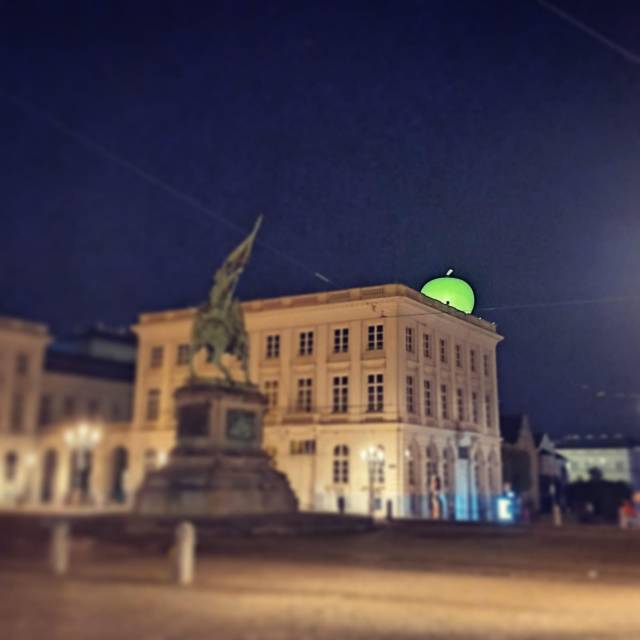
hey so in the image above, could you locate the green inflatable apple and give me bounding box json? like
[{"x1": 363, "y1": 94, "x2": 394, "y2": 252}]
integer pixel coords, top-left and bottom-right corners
[{"x1": 420, "y1": 269, "x2": 475, "y2": 314}]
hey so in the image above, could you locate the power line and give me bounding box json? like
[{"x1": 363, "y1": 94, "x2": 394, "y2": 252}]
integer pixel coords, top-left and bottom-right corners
[
  {"x1": 536, "y1": 0, "x2": 640, "y2": 65},
  {"x1": 0, "y1": 89, "x2": 337, "y2": 288}
]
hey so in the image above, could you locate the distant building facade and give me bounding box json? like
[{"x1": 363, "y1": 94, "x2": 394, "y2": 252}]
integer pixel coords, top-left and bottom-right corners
[{"x1": 557, "y1": 434, "x2": 640, "y2": 490}]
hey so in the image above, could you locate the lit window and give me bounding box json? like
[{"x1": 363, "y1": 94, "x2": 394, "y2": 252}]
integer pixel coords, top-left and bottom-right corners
[
  {"x1": 150, "y1": 346, "x2": 163, "y2": 368},
  {"x1": 440, "y1": 384, "x2": 449, "y2": 419},
  {"x1": 296, "y1": 378, "x2": 313, "y2": 412},
  {"x1": 366, "y1": 374, "x2": 384, "y2": 412},
  {"x1": 176, "y1": 344, "x2": 190, "y2": 365},
  {"x1": 332, "y1": 376, "x2": 349, "y2": 413},
  {"x1": 367, "y1": 324, "x2": 384, "y2": 351},
  {"x1": 146, "y1": 389, "x2": 160, "y2": 421},
  {"x1": 299, "y1": 331, "x2": 314, "y2": 356},
  {"x1": 423, "y1": 333, "x2": 432, "y2": 359},
  {"x1": 471, "y1": 391, "x2": 479, "y2": 424},
  {"x1": 406, "y1": 375, "x2": 415, "y2": 413},
  {"x1": 333, "y1": 445, "x2": 349, "y2": 483},
  {"x1": 424, "y1": 380, "x2": 433, "y2": 417},
  {"x1": 470, "y1": 349, "x2": 477, "y2": 373},
  {"x1": 405, "y1": 327, "x2": 414, "y2": 353},
  {"x1": 263, "y1": 380, "x2": 279, "y2": 409},
  {"x1": 333, "y1": 328, "x2": 349, "y2": 353},
  {"x1": 439, "y1": 338, "x2": 448, "y2": 364},
  {"x1": 457, "y1": 388, "x2": 465, "y2": 421},
  {"x1": 266, "y1": 334, "x2": 280, "y2": 359}
]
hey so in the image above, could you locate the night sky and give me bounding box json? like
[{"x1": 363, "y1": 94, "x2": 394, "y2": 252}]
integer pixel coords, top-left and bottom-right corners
[{"x1": 2, "y1": 1, "x2": 640, "y2": 437}]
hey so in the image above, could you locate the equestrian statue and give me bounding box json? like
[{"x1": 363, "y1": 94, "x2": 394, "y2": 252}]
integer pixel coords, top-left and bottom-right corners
[{"x1": 190, "y1": 215, "x2": 263, "y2": 384}]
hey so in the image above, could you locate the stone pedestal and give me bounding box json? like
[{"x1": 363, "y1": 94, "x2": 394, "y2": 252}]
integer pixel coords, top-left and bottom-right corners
[{"x1": 135, "y1": 381, "x2": 297, "y2": 517}]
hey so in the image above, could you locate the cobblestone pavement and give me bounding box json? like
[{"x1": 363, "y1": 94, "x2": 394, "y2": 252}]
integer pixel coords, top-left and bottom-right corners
[{"x1": 2, "y1": 525, "x2": 640, "y2": 639}]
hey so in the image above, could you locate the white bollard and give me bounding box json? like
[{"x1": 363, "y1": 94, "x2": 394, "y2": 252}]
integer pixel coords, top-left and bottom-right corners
[
  {"x1": 174, "y1": 521, "x2": 196, "y2": 586},
  {"x1": 552, "y1": 504, "x2": 563, "y2": 527},
  {"x1": 50, "y1": 521, "x2": 70, "y2": 576}
]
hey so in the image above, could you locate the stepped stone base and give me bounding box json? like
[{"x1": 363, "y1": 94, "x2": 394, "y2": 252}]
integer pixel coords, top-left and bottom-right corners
[{"x1": 135, "y1": 380, "x2": 297, "y2": 517}]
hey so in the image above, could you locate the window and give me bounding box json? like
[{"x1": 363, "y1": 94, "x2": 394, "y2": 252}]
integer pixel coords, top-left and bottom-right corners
[
  {"x1": 146, "y1": 389, "x2": 160, "y2": 421},
  {"x1": 456, "y1": 388, "x2": 465, "y2": 421},
  {"x1": 375, "y1": 447, "x2": 385, "y2": 484},
  {"x1": 290, "y1": 439, "x2": 316, "y2": 455},
  {"x1": 264, "y1": 380, "x2": 279, "y2": 409},
  {"x1": 423, "y1": 333, "x2": 432, "y2": 359},
  {"x1": 483, "y1": 354, "x2": 490, "y2": 377},
  {"x1": 15, "y1": 352, "x2": 29, "y2": 375},
  {"x1": 367, "y1": 324, "x2": 384, "y2": 351},
  {"x1": 424, "y1": 380, "x2": 433, "y2": 417},
  {"x1": 150, "y1": 346, "x2": 163, "y2": 368},
  {"x1": 63, "y1": 396, "x2": 76, "y2": 418},
  {"x1": 296, "y1": 378, "x2": 313, "y2": 412},
  {"x1": 425, "y1": 446, "x2": 438, "y2": 492},
  {"x1": 405, "y1": 327, "x2": 414, "y2": 353},
  {"x1": 299, "y1": 331, "x2": 314, "y2": 356},
  {"x1": 440, "y1": 384, "x2": 449, "y2": 419},
  {"x1": 471, "y1": 391, "x2": 479, "y2": 424},
  {"x1": 333, "y1": 445, "x2": 349, "y2": 483},
  {"x1": 4, "y1": 452, "x2": 18, "y2": 482},
  {"x1": 439, "y1": 338, "x2": 448, "y2": 364},
  {"x1": 266, "y1": 334, "x2": 280, "y2": 359},
  {"x1": 88, "y1": 399, "x2": 100, "y2": 419},
  {"x1": 407, "y1": 449, "x2": 416, "y2": 485},
  {"x1": 485, "y1": 394, "x2": 492, "y2": 428},
  {"x1": 470, "y1": 349, "x2": 477, "y2": 373},
  {"x1": 111, "y1": 402, "x2": 122, "y2": 421},
  {"x1": 39, "y1": 395, "x2": 53, "y2": 426},
  {"x1": 332, "y1": 376, "x2": 349, "y2": 413},
  {"x1": 443, "y1": 450, "x2": 453, "y2": 492},
  {"x1": 10, "y1": 393, "x2": 24, "y2": 433},
  {"x1": 406, "y1": 375, "x2": 415, "y2": 413},
  {"x1": 333, "y1": 328, "x2": 349, "y2": 353},
  {"x1": 176, "y1": 344, "x2": 190, "y2": 365},
  {"x1": 455, "y1": 345, "x2": 463, "y2": 368},
  {"x1": 366, "y1": 374, "x2": 384, "y2": 412}
]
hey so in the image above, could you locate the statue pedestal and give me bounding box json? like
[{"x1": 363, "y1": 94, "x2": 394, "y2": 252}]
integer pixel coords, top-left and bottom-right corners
[{"x1": 135, "y1": 381, "x2": 297, "y2": 517}]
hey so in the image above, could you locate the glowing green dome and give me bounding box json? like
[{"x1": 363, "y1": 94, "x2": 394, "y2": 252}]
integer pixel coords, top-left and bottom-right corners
[{"x1": 420, "y1": 269, "x2": 475, "y2": 314}]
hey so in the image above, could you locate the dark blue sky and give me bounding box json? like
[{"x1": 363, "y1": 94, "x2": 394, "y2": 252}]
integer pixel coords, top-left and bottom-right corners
[{"x1": 2, "y1": 1, "x2": 640, "y2": 436}]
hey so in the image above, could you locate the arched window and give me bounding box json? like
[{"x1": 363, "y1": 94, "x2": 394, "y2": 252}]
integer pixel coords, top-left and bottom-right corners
[
  {"x1": 406, "y1": 444, "x2": 419, "y2": 486},
  {"x1": 425, "y1": 444, "x2": 440, "y2": 492},
  {"x1": 333, "y1": 445, "x2": 349, "y2": 484},
  {"x1": 4, "y1": 451, "x2": 18, "y2": 482},
  {"x1": 443, "y1": 448, "x2": 455, "y2": 493}
]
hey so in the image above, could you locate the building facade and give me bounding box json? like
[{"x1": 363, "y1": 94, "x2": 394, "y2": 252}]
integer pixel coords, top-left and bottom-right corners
[
  {"x1": 557, "y1": 434, "x2": 640, "y2": 490},
  {"x1": 132, "y1": 283, "x2": 504, "y2": 519}
]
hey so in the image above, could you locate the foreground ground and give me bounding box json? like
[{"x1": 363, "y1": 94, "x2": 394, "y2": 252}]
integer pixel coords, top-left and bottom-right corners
[{"x1": 2, "y1": 520, "x2": 640, "y2": 639}]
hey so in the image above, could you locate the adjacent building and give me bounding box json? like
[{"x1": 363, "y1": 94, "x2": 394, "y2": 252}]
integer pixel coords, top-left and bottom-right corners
[{"x1": 557, "y1": 434, "x2": 640, "y2": 490}]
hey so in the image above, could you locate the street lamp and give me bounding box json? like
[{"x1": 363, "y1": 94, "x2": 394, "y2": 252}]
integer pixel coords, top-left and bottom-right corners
[
  {"x1": 64, "y1": 423, "x2": 102, "y2": 505},
  {"x1": 361, "y1": 445, "x2": 384, "y2": 516}
]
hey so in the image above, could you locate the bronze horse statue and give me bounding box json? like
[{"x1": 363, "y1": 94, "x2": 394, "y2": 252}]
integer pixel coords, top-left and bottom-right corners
[{"x1": 190, "y1": 216, "x2": 262, "y2": 384}]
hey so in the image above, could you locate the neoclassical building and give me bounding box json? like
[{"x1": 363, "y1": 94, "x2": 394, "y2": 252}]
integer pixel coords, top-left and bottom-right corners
[{"x1": 1, "y1": 283, "x2": 504, "y2": 520}]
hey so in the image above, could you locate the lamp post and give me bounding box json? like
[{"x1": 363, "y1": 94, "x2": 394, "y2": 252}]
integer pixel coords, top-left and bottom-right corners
[
  {"x1": 361, "y1": 445, "x2": 384, "y2": 516},
  {"x1": 64, "y1": 423, "x2": 102, "y2": 505}
]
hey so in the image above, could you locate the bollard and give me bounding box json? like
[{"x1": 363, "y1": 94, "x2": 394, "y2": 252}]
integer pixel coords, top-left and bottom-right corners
[
  {"x1": 50, "y1": 521, "x2": 70, "y2": 576},
  {"x1": 552, "y1": 504, "x2": 563, "y2": 527},
  {"x1": 174, "y1": 521, "x2": 196, "y2": 586}
]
